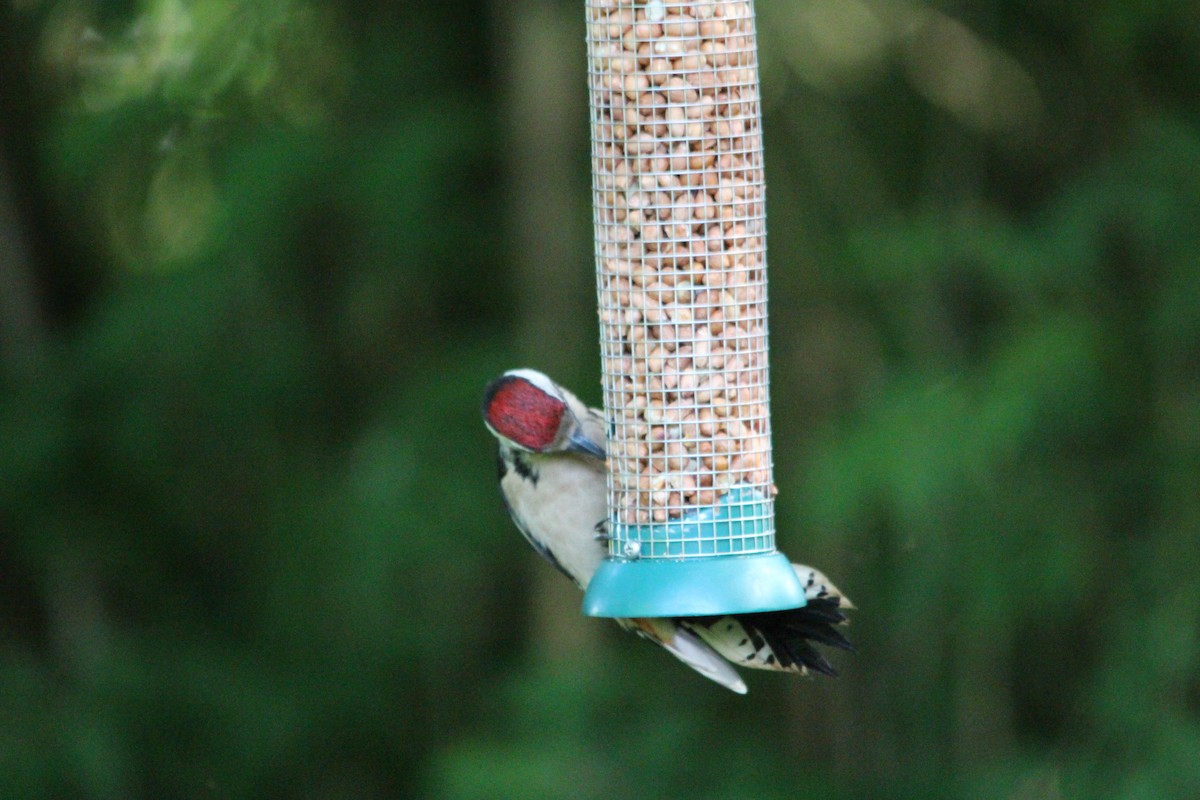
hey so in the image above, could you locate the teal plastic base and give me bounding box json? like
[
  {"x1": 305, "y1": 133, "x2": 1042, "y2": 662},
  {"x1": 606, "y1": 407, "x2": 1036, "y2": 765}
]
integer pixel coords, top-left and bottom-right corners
[{"x1": 582, "y1": 551, "x2": 807, "y2": 618}]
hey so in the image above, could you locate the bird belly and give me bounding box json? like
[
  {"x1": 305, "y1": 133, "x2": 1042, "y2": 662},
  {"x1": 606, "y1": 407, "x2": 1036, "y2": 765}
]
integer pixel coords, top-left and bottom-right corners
[{"x1": 503, "y1": 455, "x2": 607, "y2": 588}]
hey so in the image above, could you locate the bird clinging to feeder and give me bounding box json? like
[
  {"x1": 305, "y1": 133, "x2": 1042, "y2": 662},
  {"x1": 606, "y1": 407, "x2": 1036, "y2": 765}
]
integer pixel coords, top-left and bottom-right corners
[{"x1": 483, "y1": 369, "x2": 852, "y2": 693}]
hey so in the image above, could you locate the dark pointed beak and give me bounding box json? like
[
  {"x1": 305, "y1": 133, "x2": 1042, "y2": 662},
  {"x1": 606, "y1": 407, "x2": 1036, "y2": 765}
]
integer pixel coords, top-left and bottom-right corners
[{"x1": 566, "y1": 428, "x2": 605, "y2": 459}]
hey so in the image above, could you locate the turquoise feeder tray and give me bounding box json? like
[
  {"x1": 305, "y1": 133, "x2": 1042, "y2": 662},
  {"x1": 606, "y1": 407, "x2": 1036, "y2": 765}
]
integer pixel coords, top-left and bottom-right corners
[{"x1": 583, "y1": 487, "x2": 807, "y2": 618}]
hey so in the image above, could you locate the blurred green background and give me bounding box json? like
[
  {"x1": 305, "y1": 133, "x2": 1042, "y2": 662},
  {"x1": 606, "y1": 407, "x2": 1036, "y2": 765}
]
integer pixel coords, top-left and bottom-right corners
[{"x1": 2, "y1": 1, "x2": 1199, "y2": 798}]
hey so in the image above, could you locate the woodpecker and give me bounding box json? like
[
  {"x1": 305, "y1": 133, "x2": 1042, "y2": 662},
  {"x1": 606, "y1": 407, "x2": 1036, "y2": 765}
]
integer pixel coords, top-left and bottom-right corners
[{"x1": 482, "y1": 368, "x2": 853, "y2": 694}]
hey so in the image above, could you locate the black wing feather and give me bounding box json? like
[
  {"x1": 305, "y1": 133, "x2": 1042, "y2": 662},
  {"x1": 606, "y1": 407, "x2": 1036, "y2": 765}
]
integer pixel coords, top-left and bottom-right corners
[{"x1": 735, "y1": 597, "x2": 854, "y2": 675}]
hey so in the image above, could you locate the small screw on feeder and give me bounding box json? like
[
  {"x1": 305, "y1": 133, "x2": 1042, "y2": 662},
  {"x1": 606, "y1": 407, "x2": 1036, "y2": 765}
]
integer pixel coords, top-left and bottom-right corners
[{"x1": 582, "y1": 0, "x2": 807, "y2": 617}]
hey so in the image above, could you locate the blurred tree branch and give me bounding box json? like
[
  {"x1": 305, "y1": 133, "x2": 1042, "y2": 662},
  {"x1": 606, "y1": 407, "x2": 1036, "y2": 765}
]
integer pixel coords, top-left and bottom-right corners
[
  {"x1": 0, "y1": 153, "x2": 46, "y2": 377},
  {"x1": 493, "y1": 0, "x2": 599, "y2": 666}
]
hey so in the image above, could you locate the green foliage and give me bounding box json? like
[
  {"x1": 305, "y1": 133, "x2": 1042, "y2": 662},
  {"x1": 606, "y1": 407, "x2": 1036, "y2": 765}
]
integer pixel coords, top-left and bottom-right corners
[{"x1": 1, "y1": 1, "x2": 1198, "y2": 798}]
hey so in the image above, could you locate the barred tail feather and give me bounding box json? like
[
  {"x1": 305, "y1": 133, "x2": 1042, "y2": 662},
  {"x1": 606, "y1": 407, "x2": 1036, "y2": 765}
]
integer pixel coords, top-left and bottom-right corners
[
  {"x1": 685, "y1": 592, "x2": 854, "y2": 679},
  {"x1": 793, "y1": 563, "x2": 854, "y2": 610}
]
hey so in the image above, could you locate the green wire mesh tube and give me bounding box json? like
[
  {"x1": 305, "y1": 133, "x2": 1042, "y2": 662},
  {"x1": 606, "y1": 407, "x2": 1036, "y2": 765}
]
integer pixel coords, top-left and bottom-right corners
[{"x1": 582, "y1": 0, "x2": 805, "y2": 617}]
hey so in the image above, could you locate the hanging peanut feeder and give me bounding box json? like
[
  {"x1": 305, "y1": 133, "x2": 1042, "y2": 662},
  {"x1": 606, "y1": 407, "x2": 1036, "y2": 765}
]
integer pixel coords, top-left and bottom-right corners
[{"x1": 582, "y1": 0, "x2": 807, "y2": 617}]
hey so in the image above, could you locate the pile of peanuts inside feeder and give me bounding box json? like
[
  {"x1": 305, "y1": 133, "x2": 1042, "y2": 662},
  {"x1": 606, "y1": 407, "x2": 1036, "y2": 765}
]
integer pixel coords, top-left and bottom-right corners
[{"x1": 589, "y1": 0, "x2": 774, "y2": 529}]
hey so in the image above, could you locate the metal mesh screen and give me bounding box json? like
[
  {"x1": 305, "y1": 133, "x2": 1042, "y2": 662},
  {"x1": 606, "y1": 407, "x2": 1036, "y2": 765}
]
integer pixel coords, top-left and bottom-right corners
[{"x1": 589, "y1": 0, "x2": 773, "y2": 557}]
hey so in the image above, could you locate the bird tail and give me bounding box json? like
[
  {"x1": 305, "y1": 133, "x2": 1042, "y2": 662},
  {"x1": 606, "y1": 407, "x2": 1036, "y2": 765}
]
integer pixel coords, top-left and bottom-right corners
[{"x1": 685, "y1": 565, "x2": 854, "y2": 678}]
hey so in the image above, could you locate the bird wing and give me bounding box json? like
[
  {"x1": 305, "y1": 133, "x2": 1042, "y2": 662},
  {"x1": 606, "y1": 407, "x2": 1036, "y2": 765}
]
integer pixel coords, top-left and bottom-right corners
[
  {"x1": 622, "y1": 617, "x2": 748, "y2": 694},
  {"x1": 793, "y1": 563, "x2": 853, "y2": 609}
]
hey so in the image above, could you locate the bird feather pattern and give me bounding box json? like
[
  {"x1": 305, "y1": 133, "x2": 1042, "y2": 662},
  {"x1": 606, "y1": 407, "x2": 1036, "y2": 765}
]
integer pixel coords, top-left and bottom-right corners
[{"x1": 483, "y1": 369, "x2": 853, "y2": 693}]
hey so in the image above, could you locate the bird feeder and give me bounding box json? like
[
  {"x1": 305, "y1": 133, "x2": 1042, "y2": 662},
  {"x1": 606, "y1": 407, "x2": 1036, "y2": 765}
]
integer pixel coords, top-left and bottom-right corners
[{"x1": 582, "y1": 0, "x2": 806, "y2": 617}]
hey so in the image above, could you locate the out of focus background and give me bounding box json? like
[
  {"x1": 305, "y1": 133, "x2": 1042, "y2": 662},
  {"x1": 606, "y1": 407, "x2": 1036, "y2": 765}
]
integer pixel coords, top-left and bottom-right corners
[{"x1": 2, "y1": 1, "x2": 1199, "y2": 798}]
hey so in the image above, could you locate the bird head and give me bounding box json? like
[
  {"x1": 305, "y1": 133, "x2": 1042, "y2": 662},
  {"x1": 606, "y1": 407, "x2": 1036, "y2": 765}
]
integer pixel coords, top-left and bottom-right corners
[{"x1": 482, "y1": 369, "x2": 604, "y2": 458}]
